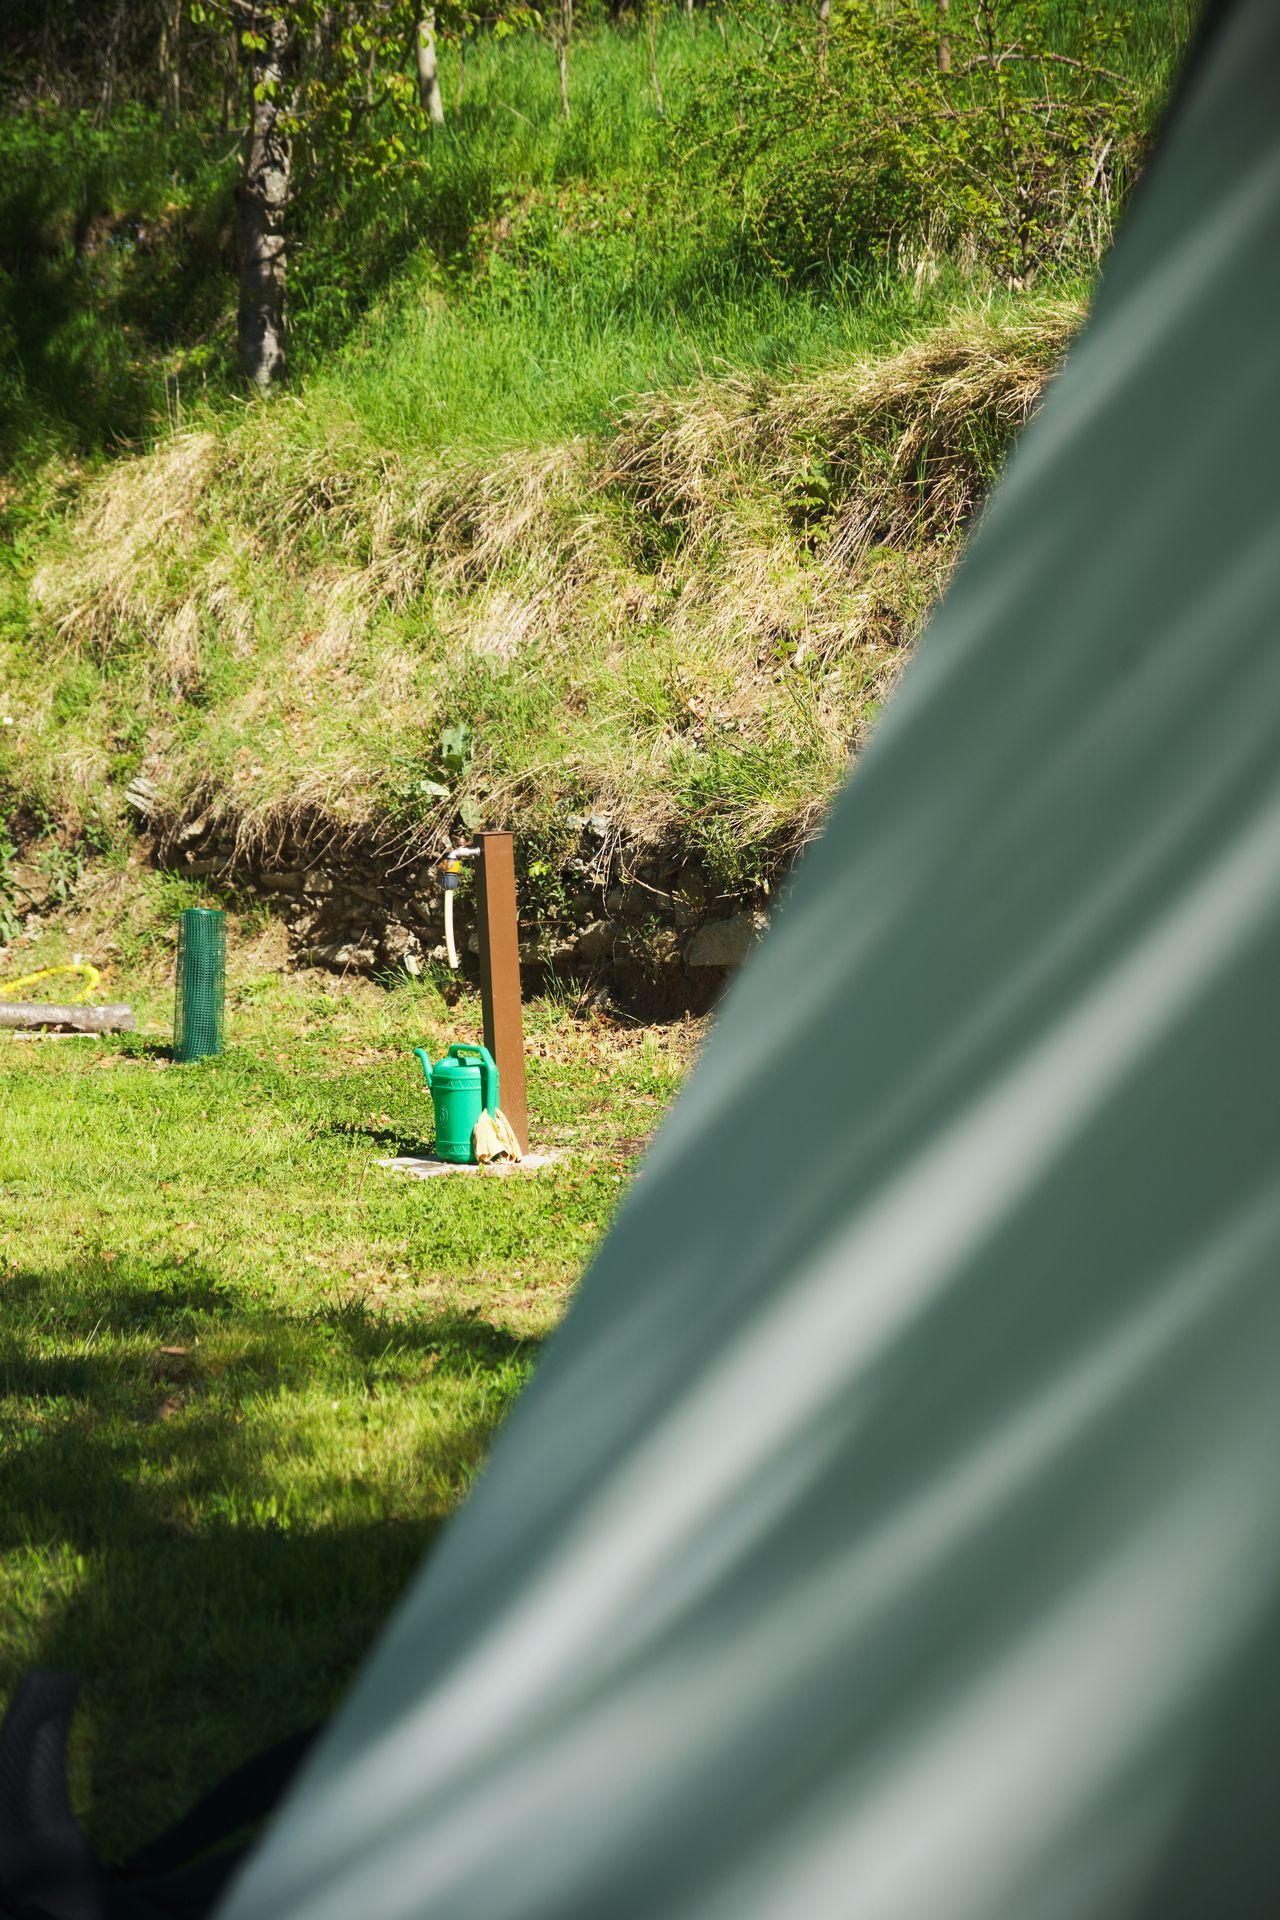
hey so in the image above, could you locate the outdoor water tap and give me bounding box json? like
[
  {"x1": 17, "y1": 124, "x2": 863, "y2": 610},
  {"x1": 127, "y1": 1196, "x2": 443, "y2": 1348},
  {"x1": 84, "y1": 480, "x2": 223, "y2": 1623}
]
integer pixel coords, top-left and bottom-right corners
[{"x1": 438, "y1": 846, "x2": 480, "y2": 968}]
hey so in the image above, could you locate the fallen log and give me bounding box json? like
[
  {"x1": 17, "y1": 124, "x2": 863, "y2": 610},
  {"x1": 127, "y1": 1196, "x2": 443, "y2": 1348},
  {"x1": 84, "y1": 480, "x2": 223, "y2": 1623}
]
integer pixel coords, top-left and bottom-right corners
[{"x1": 0, "y1": 1003, "x2": 136, "y2": 1034}]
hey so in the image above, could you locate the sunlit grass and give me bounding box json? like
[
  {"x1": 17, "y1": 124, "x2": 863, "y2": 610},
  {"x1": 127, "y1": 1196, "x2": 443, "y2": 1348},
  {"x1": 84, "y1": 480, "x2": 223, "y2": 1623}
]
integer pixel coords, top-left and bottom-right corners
[{"x1": 0, "y1": 952, "x2": 697, "y2": 1853}]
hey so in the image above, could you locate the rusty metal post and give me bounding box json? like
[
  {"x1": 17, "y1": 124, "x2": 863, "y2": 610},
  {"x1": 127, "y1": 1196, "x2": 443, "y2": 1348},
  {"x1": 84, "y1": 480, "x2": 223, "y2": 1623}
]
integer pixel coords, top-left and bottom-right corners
[{"x1": 476, "y1": 830, "x2": 528, "y2": 1153}]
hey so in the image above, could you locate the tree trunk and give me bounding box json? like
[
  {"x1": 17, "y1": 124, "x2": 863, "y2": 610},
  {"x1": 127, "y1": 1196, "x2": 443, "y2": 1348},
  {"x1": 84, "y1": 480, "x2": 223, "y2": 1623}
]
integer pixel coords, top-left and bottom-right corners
[
  {"x1": 817, "y1": 0, "x2": 830, "y2": 79},
  {"x1": 937, "y1": 0, "x2": 951, "y2": 73},
  {"x1": 167, "y1": 0, "x2": 182, "y2": 121},
  {"x1": 0, "y1": 1004, "x2": 136, "y2": 1034},
  {"x1": 158, "y1": 2, "x2": 173, "y2": 123},
  {"x1": 416, "y1": 14, "x2": 445, "y2": 125},
  {"x1": 557, "y1": 0, "x2": 572, "y2": 120},
  {"x1": 221, "y1": 25, "x2": 239, "y2": 133},
  {"x1": 98, "y1": 2, "x2": 125, "y2": 124},
  {"x1": 236, "y1": 12, "x2": 293, "y2": 392},
  {"x1": 647, "y1": 7, "x2": 664, "y2": 116}
]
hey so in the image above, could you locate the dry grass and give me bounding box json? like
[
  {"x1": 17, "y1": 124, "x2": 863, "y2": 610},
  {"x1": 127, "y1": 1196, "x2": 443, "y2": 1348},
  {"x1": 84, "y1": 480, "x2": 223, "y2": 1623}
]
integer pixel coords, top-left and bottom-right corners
[
  {"x1": 609, "y1": 302, "x2": 1072, "y2": 549},
  {"x1": 19, "y1": 300, "x2": 1079, "y2": 877}
]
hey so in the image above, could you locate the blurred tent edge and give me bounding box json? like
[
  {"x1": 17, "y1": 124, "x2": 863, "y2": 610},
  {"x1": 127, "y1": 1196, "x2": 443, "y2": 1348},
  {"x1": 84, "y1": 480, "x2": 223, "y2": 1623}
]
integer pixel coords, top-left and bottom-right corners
[{"x1": 218, "y1": 4, "x2": 1280, "y2": 1918}]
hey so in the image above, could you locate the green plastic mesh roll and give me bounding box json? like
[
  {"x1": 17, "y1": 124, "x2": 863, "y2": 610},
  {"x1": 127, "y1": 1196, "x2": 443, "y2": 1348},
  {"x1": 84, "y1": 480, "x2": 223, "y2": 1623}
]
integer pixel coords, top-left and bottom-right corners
[{"x1": 173, "y1": 907, "x2": 226, "y2": 1062}]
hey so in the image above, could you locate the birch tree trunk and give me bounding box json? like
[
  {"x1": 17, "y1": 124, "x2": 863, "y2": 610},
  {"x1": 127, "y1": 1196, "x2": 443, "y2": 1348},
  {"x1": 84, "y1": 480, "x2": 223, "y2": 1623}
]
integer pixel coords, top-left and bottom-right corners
[
  {"x1": 647, "y1": 4, "x2": 665, "y2": 116},
  {"x1": 937, "y1": 0, "x2": 951, "y2": 73},
  {"x1": 98, "y1": 2, "x2": 125, "y2": 124},
  {"x1": 557, "y1": 0, "x2": 572, "y2": 120},
  {"x1": 221, "y1": 24, "x2": 239, "y2": 133},
  {"x1": 157, "y1": 0, "x2": 181, "y2": 125},
  {"x1": 236, "y1": 12, "x2": 293, "y2": 391},
  {"x1": 168, "y1": 0, "x2": 182, "y2": 120},
  {"x1": 416, "y1": 14, "x2": 445, "y2": 125}
]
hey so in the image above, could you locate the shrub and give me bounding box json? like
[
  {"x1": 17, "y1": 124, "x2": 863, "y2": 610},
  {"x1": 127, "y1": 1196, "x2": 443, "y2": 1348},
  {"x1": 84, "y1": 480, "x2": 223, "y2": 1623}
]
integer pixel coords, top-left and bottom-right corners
[{"x1": 680, "y1": 0, "x2": 1155, "y2": 288}]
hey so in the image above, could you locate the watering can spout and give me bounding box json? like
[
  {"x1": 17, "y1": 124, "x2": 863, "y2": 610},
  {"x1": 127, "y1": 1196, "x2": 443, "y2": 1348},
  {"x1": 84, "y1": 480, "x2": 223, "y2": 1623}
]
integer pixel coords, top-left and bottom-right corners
[{"x1": 413, "y1": 1047, "x2": 434, "y2": 1088}]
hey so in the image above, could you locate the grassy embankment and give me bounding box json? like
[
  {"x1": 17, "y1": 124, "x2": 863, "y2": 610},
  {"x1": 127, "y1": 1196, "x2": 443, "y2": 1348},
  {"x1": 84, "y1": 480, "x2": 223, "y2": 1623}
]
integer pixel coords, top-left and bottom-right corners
[
  {"x1": 1, "y1": 5, "x2": 1185, "y2": 898},
  {"x1": 12, "y1": 300, "x2": 1076, "y2": 908}
]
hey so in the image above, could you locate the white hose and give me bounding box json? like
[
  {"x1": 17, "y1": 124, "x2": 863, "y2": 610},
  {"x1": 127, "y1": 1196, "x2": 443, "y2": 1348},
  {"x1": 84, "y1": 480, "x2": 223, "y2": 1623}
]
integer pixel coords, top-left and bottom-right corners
[
  {"x1": 445, "y1": 887, "x2": 459, "y2": 970},
  {"x1": 442, "y1": 847, "x2": 479, "y2": 970}
]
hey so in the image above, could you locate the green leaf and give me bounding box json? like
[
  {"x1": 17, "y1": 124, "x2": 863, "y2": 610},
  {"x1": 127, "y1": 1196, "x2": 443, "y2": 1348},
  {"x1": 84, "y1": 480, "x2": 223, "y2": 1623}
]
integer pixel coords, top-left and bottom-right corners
[{"x1": 439, "y1": 723, "x2": 473, "y2": 774}]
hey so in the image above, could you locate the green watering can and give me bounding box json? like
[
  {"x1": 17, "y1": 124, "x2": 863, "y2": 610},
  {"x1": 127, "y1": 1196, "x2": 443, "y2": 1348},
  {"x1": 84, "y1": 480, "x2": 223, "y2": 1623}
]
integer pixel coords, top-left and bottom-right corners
[{"x1": 413, "y1": 1042, "x2": 499, "y2": 1164}]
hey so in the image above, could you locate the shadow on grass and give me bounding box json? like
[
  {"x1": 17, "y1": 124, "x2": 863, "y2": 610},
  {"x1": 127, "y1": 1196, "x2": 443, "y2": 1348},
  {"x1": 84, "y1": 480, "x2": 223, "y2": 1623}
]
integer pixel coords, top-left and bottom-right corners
[
  {"x1": 325, "y1": 1118, "x2": 423, "y2": 1154},
  {"x1": 112, "y1": 1036, "x2": 176, "y2": 1063},
  {"x1": 0, "y1": 1258, "x2": 537, "y2": 1855}
]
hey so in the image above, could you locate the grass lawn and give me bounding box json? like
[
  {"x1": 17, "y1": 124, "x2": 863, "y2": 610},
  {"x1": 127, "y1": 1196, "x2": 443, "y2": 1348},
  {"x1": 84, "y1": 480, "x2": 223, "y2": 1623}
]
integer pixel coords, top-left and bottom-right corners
[{"x1": 0, "y1": 942, "x2": 696, "y2": 1855}]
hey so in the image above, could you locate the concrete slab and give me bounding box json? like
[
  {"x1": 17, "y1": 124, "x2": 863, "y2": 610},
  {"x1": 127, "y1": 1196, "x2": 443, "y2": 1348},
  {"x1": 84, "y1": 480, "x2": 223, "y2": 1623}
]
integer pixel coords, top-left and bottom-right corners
[{"x1": 377, "y1": 1151, "x2": 564, "y2": 1179}]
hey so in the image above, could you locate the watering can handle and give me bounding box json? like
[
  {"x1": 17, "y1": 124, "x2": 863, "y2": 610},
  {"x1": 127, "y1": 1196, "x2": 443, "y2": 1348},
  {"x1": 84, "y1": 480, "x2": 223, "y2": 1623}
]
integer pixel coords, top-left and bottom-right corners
[
  {"x1": 449, "y1": 1043, "x2": 499, "y2": 1117},
  {"x1": 412, "y1": 1047, "x2": 434, "y2": 1086}
]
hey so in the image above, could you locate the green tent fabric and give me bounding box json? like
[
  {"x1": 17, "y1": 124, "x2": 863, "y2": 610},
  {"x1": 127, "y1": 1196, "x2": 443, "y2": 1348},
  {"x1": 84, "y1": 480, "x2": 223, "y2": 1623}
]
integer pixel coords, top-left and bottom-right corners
[{"x1": 219, "y1": 6, "x2": 1280, "y2": 1915}]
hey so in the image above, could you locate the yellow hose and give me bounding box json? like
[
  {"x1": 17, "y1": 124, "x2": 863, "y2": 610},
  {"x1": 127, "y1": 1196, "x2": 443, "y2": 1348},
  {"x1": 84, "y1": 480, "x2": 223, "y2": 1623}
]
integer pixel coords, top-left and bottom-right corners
[{"x1": 0, "y1": 962, "x2": 103, "y2": 1003}]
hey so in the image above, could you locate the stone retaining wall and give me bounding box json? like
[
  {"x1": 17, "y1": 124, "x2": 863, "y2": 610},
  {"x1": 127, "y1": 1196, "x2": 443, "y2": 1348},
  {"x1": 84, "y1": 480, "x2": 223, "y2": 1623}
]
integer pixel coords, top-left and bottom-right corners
[{"x1": 155, "y1": 811, "x2": 775, "y2": 1014}]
